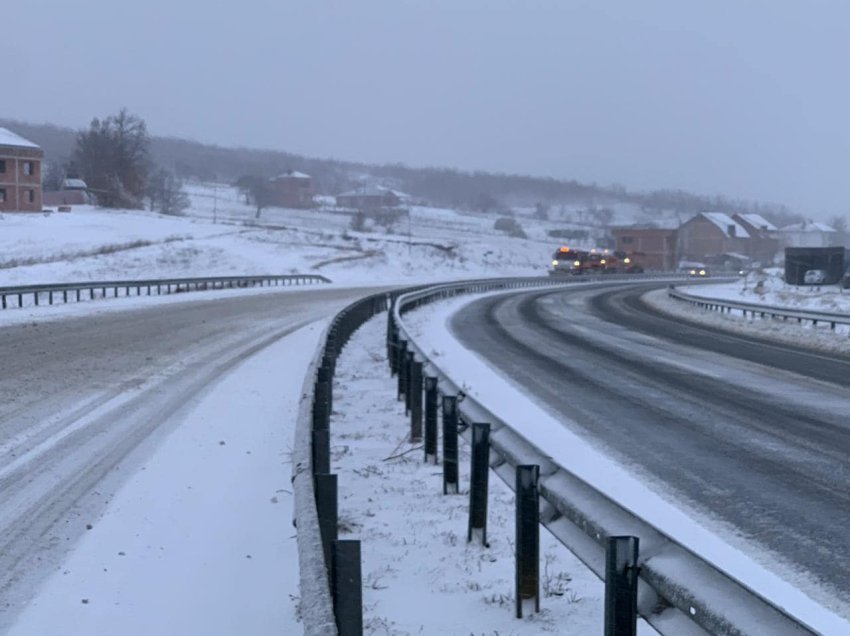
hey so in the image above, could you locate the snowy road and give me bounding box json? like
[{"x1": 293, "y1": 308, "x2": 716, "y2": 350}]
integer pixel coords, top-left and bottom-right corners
[
  {"x1": 0, "y1": 286, "x2": 383, "y2": 631},
  {"x1": 450, "y1": 283, "x2": 850, "y2": 613}
]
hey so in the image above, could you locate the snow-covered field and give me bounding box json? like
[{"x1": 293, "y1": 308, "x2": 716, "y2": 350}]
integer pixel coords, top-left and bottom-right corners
[{"x1": 3, "y1": 187, "x2": 848, "y2": 634}]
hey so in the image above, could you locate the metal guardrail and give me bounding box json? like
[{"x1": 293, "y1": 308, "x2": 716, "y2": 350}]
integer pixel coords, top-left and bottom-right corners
[
  {"x1": 669, "y1": 286, "x2": 850, "y2": 330},
  {"x1": 389, "y1": 278, "x2": 816, "y2": 636},
  {"x1": 0, "y1": 274, "x2": 331, "y2": 309},
  {"x1": 294, "y1": 284, "x2": 434, "y2": 636}
]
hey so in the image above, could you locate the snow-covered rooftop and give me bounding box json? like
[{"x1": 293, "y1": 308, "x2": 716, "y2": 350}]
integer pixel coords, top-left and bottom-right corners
[
  {"x1": 736, "y1": 213, "x2": 777, "y2": 232},
  {"x1": 273, "y1": 170, "x2": 310, "y2": 180},
  {"x1": 62, "y1": 178, "x2": 88, "y2": 190},
  {"x1": 780, "y1": 220, "x2": 837, "y2": 233},
  {"x1": 701, "y1": 212, "x2": 750, "y2": 238},
  {"x1": 0, "y1": 127, "x2": 40, "y2": 150},
  {"x1": 336, "y1": 185, "x2": 409, "y2": 199}
]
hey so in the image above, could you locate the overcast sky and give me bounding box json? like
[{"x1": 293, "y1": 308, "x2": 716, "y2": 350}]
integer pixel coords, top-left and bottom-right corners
[{"x1": 4, "y1": 1, "x2": 849, "y2": 216}]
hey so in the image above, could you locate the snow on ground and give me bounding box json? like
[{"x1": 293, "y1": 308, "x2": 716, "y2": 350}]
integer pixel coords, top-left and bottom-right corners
[
  {"x1": 397, "y1": 288, "x2": 850, "y2": 636},
  {"x1": 656, "y1": 274, "x2": 850, "y2": 355},
  {"x1": 680, "y1": 269, "x2": 850, "y2": 313},
  {"x1": 7, "y1": 320, "x2": 327, "y2": 636},
  {"x1": 330, "y1": 311, "x2": 614, "y2": 635},
  {"x1": 3, "y1": 187, "x2": 564, "y2": 287},
  {"x1": 6, "y1": 186, "x2": 848, "y2": 633}
]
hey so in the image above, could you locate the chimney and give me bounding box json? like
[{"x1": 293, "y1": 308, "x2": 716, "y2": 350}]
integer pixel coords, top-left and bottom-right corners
[{"x1": 728, "y1": 224, "x2": 736, "y2": 237}]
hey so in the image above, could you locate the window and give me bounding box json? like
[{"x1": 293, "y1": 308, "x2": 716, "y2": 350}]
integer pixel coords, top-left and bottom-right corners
[
  {"x1": 23, "y1": 161, "x2": 33, "y2": 176},
  {"x1": 0, "y1": 160, "x2": 5, "y2": 173},
  {"x1": 622, "y1": 236, "x2": 634, "y2": 244},
  {"x1": 0, "y1": 188, "x2": 5, "y2": 203},
  {"x1": 27, "y1": 189, "x2": 35, "y2": 203}
]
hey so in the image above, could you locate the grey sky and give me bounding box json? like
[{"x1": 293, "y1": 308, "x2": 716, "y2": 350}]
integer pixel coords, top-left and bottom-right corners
[{"x1": 5, "y1": 1, "x2": 849, "y2": 216}]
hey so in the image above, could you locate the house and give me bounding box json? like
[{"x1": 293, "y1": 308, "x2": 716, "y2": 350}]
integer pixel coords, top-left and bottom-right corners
[
  {"x1": 677, "y1": 212, "x2": 750, "y2": 263},
  {"x1": 610, "y1": 225, "x2": 678, "y2": 270},
  {"x1": 778, "y1": 220, "x2": 837, "y2": 248},
  {"x1": 268, "y1": 171, "x2": 314, "y2": 208},
  {"x1": 43, "y1": 178, "x2": 92, "y2": 207},
  {"x1": 335, "y1": 186, "x2": 405, "y2": 211},
  {"x1": 732, "y1": 213, "x2": 780, "y2": 264},
  {"x1": 0, "y1": 128, "x2": 43, "y2": 212}
]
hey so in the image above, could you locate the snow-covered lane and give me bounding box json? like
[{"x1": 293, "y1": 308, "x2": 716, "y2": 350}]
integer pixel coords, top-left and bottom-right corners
[
  {"x1": 0, "y1": 287, "x2": 383, "y2": 632},
  {"x1": 7, "y1": 320, "x2": 327, "y2": 635}
]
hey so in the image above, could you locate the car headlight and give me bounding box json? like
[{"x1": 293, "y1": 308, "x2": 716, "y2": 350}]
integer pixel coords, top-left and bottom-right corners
[
  {"x1": 624, "y1": 258, "x2": 631, "y2": 264},
  {"x1": 552, "y1": 260, "x2": 559, "y2": 266},
  {"x1": 573, "y1": 260, "x2": 581, "y2": 267},
  {"x1": 699, "y1": 270, "x2": 706, "y2": 276}
]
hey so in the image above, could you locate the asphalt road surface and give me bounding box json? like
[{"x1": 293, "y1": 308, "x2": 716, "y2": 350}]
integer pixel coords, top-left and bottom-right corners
[
  {"x1": 0, "y1": 286, "x2": 382, "y2": 631},
  {"x1": 451, "y1": 282, "x2": 850, "y2": 612}
]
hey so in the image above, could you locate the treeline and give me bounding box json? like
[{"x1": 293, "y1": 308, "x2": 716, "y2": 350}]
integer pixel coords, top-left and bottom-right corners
[{"x1": 2, "y1": 116, "x2": 802, "y2": 225}]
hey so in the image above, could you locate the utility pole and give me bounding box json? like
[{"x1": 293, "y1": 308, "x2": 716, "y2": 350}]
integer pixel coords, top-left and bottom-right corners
[
  {"x1": 407, "y1": 208, "x2": 412, "y2": 263},
  {"x1": 212, "y1": 183, "x2": 218, "y2": 224}
]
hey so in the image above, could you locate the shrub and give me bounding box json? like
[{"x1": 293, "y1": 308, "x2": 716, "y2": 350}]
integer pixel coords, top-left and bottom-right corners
[{"x1": 493, "y1": 216, "x2": 527, "y2": 238}]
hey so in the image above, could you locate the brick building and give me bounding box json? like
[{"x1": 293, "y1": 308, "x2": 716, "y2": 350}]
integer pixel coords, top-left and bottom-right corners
[
  {"x1": 268, "y1": 171, "x2": 313, "y2": 208},
  {"x1": 732, "y1": 213, "x2": 780, "y2": 264},
  {"x1": 677, "y1": 212, "x2": 750, "y2": 263},
  {"x1": 0, "y1": 128, "x2": 43, "y2": 212},
  {"x1": 610, "y1": 225, "x2": 678, "y2": 270}
]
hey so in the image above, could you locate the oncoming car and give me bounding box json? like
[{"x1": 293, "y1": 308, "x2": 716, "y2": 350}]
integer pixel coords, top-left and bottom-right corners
[
  {"x1": 687, "y1": 267, "x2": 709, "y2": 277},
  {"x1": 803, "y1": 269, "x2": 826, "y2": 284}
]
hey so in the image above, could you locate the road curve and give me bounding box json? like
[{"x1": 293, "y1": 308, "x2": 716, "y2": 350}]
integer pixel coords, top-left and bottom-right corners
[
  {"x1": 450, "y1": 282, "x2": 850, "y2": 611},
  {"x1": 0, "y1": 286, "x2": 385, "y2": 630}
]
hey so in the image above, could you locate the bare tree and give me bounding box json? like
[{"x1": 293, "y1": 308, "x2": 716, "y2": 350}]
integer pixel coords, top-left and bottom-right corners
[
  {"x1": 829, "y1": 215, "x2": 848, "y2": 245},
  {"x1": 42, "y1": 160, "x2": 66, "y2": 192},
  {"x1": 236, "y1": 175, "x2": 275, "y2": 218},
  {"x1": 72, "y1": 108, "x2": 150, "y2": 208},
  {"x1": 146, "y1": 169, "x2": 189, "y2": 216}
]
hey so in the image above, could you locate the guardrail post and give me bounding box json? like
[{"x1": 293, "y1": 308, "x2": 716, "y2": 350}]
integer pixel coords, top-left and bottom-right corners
[
  {"x1": 312, "y1": 424, "x2": 330, "y2": 475},
  {"x1": 386, "y1": 312, "x2": 397, "y2": 373},
  {"x1": 468, "y1": 422, "x2": 490, "y2": 546},
  {"x1": 318, "y1": 364, "x2": 333, "y2": 418},
  {"x1": 515, "y1": 465, "x2": 540, "y2": 618},
  {"x1": 313, "y1": 378, "x2": 330, "y2": 430},
  {"x1": 410, "y1": 361, "x2": 423, "y2": 442},
  {"x1": 332, "y1": 540, "x2": 363, "y2": 636},
  {"x1": 404, "y1": 351, "x2": 414, "y2": 415},
  {"x1": 424, "y1": 376, "x2": 438, "y2": 463},
  {"x1": 604, "y1": 536, "x2": 640, "y2": 636},
  {"x1": 315, "y1": 473, "x2": 338, "y2": 580},
  {"x1": 396, "y1": 340, "x2": 408, "y2": 400},
  {"x1": 442, "y1": 395, "x2": 459, "y2": 494}
]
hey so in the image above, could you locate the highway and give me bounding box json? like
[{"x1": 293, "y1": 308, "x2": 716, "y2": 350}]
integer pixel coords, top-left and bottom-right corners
[
  {"x1": 450, "y1": 282, "x2": 850, "y2": 610},
  {"x1": 0, "y1": 286, "x2": 380, "y2": 631}
]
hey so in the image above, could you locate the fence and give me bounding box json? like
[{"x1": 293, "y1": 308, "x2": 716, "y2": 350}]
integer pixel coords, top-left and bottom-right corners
[
  {"x1": 0, "y1": 274, "x2": 330, "y2": 309},
  {"x1": 387, "y1": 279, "x2": 817, "y2": 635}
]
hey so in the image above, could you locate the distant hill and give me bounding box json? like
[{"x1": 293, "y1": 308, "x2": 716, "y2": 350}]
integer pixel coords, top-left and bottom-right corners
[{"x1": 0, "y1": 118, "x2": 802, "y2": 226}]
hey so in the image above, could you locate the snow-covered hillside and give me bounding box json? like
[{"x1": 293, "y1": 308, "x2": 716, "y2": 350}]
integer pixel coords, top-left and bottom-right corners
[{"x1": 0, "y1": 183, "x2": 602, "y2": 286}]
